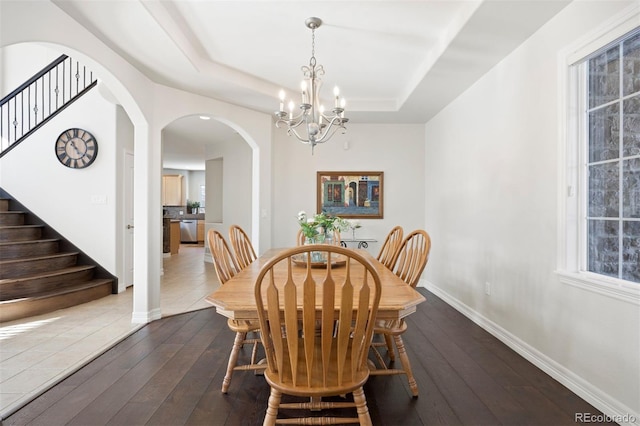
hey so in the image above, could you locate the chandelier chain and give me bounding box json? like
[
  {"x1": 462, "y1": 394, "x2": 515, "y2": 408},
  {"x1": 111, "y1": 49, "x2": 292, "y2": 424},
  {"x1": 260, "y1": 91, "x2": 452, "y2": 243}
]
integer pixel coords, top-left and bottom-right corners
[{"x1": 310, "y1": 27, "x2": 316, "y2": 67}]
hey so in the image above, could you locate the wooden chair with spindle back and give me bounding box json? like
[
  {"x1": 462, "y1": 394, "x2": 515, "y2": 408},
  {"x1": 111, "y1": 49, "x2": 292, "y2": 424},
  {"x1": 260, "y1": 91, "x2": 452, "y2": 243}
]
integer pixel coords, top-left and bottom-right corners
[
  {"x1": 296, "y1": 228, "x2": 305, "y2": 246},
  {"x1": 376, "y1": 225, "x2": 404, "y2": 269},
  {"x1": 229, "y1": 224, "x2": 257, "y2": 270},
  {"x1": 372, "y1": 225, "x2": 404, "y2": 358},
  {"x1": 369, "y1": 229, "x2": 431, "y2": 397},
  {"x1": 254, "y1": 244, "x2": 382, "y2": 425},
  {"x1": 207, "y1": 229, "x2": 264, "y2": 393}
]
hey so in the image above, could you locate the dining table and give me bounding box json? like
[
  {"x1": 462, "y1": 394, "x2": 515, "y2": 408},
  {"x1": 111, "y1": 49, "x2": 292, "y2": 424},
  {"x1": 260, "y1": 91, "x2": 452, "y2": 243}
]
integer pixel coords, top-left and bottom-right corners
[{"x1": 205, "y1": 247, "x2": 426, "y2": 322}]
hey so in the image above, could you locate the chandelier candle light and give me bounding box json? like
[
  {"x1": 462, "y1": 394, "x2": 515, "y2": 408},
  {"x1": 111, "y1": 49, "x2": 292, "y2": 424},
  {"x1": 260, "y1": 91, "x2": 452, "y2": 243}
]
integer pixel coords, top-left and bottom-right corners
[{"x1": 275, "y1": 17, "x2": 348, "y2": 154}]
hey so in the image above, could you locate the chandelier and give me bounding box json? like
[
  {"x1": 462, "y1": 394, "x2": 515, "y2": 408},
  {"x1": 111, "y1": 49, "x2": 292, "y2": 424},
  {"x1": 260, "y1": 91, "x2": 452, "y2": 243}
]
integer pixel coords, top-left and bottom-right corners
[{"x1": 275, "y1": 17, "x2": 348, "y2": 153}]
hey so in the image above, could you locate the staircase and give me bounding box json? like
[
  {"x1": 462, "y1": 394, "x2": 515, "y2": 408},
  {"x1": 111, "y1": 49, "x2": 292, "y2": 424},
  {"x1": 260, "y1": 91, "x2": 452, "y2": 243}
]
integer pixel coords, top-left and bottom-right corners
[{"x1": 0, "y1": 196, "x2": 115, "y2": 323}]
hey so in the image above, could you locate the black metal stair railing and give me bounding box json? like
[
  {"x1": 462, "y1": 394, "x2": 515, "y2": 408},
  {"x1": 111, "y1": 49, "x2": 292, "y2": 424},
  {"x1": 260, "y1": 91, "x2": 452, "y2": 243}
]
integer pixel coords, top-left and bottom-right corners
[{"x1": 0, "y1": 54, "x2": 98, "y2": 158}]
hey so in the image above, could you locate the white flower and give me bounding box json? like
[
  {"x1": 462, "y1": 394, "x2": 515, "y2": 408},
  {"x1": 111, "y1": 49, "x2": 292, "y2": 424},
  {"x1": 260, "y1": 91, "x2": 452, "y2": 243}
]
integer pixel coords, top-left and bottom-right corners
[
  {"x1": 297, "y1": 211, "x2": 307, "y2": 222},
  {"x1": 348, "y1": 219, "x2": 361, "y2": 230},
  {"x1": 334, "y1": 217, "x2": 350, "y2": 232}
]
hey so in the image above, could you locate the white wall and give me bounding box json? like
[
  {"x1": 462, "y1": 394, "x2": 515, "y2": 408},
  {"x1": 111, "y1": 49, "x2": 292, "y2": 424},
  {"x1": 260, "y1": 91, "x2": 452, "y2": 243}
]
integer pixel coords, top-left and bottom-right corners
[
  {"x1": 423, "y1": 1, "x2": 639, "y2": 421},
  {"x1": 203, "y1": 135, "x2": 252, "y2": 254},
  {"x1": 0, "y1": 43, "x2": 62, "y2": 96},
  {"x1": 187, "y1": 170, "x2": 205, "y2": 207},
  {"x1": 205, "y1": 158, "x2": 223, "y2": 223},
  {"x1": 272, "y1": 123, "x2": 425, "y2": 253}
]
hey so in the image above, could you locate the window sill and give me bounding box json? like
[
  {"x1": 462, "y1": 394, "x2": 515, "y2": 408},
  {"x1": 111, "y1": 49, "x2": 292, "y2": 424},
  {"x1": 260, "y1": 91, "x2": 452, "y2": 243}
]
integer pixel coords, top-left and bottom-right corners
[{"x1": 556, "y1": 271, "x2": 640, "y2": 305}]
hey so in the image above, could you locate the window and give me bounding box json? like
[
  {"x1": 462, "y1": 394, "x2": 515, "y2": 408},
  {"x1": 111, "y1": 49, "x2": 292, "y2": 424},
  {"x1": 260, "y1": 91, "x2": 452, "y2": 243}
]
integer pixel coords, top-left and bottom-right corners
[
  {"x1": 585, "y1": 29, "x2": 640, "y2": 283},
  {"x1": 558, "y1": 6, "x2": 640, "y2": 303}
]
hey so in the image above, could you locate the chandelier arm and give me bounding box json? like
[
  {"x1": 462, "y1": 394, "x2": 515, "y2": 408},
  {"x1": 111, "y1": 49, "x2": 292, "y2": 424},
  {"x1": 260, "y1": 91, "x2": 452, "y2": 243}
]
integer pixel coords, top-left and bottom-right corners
[
  {"x1": 275, "y1": 118, "x2": 305, "y2": 130},
  {"x1": 286, "y1": 126, "x2": 314, "y2": 145},
  {"x1": 275, "y1": 110, "x2": 308, "y2": 129},
  {"x1": 318, "y1": 111, "x2": 343, "y2": 125},
  {"x1": 314, "y1": 127, "x2": 341, "y2": 145},
  {"x1": 313, "y1": 116, "x2": 347, "y2": 144}
]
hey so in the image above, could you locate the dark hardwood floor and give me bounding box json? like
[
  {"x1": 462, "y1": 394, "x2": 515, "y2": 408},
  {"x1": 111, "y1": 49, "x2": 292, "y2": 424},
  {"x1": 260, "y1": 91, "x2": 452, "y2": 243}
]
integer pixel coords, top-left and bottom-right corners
[{"x1": 4, "y1": 289, "x2": 609, "y2": 426}]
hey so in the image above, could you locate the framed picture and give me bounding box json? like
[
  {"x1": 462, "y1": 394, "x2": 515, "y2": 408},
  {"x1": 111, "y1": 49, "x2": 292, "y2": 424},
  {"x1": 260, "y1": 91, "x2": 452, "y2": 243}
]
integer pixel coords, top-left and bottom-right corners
[{"x1": 317, "y1": 171, "x2": 384, "y2": 219}]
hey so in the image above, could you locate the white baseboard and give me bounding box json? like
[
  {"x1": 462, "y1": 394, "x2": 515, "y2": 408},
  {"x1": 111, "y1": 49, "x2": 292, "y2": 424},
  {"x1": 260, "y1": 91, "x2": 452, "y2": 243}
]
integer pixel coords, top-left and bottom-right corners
[
  {"x1": 131, "y1": 307, "x2": 162, "y2": 324},
  {"x1": 421, "y1": 280, "x2": 639, "y2": 426}
]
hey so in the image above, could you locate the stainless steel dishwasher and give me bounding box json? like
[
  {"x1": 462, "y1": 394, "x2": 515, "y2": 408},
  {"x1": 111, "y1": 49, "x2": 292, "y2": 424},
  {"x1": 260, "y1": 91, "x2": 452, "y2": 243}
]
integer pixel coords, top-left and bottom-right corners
[{"x1": 179, "y1": 220, "x2": 197, "y2": 243}]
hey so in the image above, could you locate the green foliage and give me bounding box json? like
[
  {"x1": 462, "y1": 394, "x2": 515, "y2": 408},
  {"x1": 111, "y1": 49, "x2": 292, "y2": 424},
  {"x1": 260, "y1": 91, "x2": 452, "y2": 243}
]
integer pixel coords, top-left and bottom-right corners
[{"x1": 297, "y1": 211, "x2": 349, "y2": 239}]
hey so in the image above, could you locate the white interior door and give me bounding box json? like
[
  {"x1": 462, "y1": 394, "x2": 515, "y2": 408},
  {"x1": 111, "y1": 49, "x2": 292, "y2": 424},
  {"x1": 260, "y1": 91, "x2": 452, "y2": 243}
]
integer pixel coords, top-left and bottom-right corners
[{"x1": 124, "y1": 151, "x2": 134, "y2": 287}]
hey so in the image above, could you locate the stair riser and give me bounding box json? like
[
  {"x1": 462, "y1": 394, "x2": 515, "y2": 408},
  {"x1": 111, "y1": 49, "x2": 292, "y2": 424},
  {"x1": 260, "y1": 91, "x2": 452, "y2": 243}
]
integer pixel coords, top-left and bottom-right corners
[
  {"x1": 0, "y1": 213, "x2": 25, "y2": 226},
  {"x1": 0, "y1": 254, "x2": 78, "y2": 279},
  {"x1": 0, "y1": 281, "x2": 113, "y2": 323},
  {"x1": 0, "y1": 227, "x2": 42, "y2": 242},
  {"x1": 0, "y1": 199, "x2": 8, "y2": 212},
  {"x1": 0, "y1": 268, "x2": 95, "y2": 301},
  {"x1": 0, "y1": 241, "x2": 59, "y2": 260}
]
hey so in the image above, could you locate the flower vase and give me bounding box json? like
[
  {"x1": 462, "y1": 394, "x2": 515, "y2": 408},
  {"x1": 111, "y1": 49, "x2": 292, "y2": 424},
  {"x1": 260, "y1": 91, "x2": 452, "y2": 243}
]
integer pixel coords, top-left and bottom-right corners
[
  {"x1": 304, "y1": 236, "x2": 322, "y2": 262},
  {"x1": 324, "y1": 231, "x2": 333, "y2": 246}
]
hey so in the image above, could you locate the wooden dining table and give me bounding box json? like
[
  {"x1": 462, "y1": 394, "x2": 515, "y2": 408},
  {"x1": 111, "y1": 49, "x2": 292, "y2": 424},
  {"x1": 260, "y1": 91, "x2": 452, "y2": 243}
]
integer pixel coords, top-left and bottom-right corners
[{"x1": 205, "y1": 247, "x2": 426, "y2": 322}]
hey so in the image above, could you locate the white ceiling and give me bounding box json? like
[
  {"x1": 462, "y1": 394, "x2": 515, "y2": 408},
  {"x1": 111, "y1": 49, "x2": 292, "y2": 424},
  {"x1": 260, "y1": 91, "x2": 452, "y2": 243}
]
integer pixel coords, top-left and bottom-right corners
[{"x1": 52, "y1": 0, "x2": 572, "y2": 169}]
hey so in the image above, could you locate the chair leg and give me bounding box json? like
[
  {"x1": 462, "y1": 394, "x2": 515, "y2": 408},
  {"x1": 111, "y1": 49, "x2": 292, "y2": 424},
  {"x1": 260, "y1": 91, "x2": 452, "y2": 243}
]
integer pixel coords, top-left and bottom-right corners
[
  {"x1": 221, "y1": 331, "x2": 246, "y2": 393},
  {"x1": 384, "y1": 334, "x2": 395, "y2": 361},
  {"x1": 250, "y1": 331, "x2": 259, "y2": 365},
  {"x1": 352, "y1": 387, "x2": 372, "y2": 426},
  {"x1": 263, "y1": 388, "x2": 281, "y2": 426},
  {"x1": 394, "y1": 335, "x2": 419, "y2": 397}
]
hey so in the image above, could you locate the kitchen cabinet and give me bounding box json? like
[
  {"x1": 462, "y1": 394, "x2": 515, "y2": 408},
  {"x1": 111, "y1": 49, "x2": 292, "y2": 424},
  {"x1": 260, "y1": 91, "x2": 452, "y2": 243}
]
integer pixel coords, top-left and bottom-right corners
[
  {"x1": 170, "y1": 220, "x2": 180, "y2": 254},
  {"x1": 162, "y1": 175, "x2": 183, "y2": 206},
  {"x1": 197, "y1": 220, "x2": 205, "y2": 243}
]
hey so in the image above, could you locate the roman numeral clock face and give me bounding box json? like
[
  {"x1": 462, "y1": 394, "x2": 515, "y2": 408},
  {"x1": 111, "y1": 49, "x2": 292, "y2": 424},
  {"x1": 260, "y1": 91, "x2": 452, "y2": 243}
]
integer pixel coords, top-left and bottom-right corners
[{"x1": 55, "y1": 128, "x2": 98, "y2": 169}]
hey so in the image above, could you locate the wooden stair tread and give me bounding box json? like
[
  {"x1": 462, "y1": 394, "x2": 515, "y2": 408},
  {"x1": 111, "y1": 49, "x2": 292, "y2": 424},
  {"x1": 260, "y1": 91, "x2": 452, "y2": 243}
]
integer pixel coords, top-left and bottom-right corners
[
  {"x1": 0, "y1": 265, "x2": 95, "y2": 284},
  {"x1": 0, "y1": 251, "x2": 79, "y2": 265},
  {"x1": 0, "y1": 238, "x2": 58, "y2": 246},
  {"x1": 0, "y1": 224, "x2": 42, "y2": 229},
  {"x1": 0, "y1": 278, "x2": 113, "y2": 303}
]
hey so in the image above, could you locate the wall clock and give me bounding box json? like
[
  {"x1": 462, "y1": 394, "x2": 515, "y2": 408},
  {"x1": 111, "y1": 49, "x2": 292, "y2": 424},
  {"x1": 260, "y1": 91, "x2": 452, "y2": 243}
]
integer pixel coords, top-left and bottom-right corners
[{"x1": 55, "y1": 128, "x2": 98, "y2": 169}]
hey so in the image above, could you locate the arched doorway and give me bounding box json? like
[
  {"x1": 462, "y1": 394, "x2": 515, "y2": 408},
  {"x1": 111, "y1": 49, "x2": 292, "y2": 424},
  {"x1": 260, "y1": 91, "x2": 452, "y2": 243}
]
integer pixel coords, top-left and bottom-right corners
[{"x1": 161, "y1": 114, "x2": 254, "y2": 243}]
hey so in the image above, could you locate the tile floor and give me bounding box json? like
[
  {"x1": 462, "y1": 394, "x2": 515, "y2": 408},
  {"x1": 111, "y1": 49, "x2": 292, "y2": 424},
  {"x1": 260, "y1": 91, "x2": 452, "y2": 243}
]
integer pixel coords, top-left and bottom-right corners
[{"x1": 0, "y1": 244, "x2": 219, "y2": 419}]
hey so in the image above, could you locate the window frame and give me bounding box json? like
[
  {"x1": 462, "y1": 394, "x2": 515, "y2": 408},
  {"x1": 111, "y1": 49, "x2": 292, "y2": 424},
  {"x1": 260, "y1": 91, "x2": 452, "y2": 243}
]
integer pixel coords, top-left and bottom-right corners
[{"x1": 557, "y1": 4, "x2": 640, "y2": 305}]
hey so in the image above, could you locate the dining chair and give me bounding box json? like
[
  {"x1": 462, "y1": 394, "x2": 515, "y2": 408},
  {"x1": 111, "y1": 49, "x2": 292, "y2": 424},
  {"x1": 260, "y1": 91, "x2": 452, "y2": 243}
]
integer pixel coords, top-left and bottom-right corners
[
  {"x1": 229, "y1": 224, "x2": 257, "y2": 270},
  {"x1": 376, "y1": 225, "x2": 404, "y2": 269},
  {"x1": 207, "y1": 229, "x2": 264, "y2": 393},
  {"x1": 332, "y1": 228, "x2": 342, "y2": 246},
  {"x1": 372, "y1": 226, "x2": 404, "y2": 360},
  {"x1": 254, "y1": 244, "x2": 382, "y2": 425},
  {"x1": 296, "y1": 228, "x2": 305, "y2": 246},
  {"x1": 369, "y1": 229, "x2": 431, "y2": 397}
]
